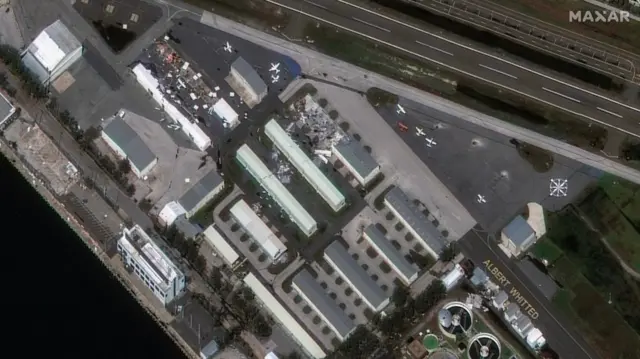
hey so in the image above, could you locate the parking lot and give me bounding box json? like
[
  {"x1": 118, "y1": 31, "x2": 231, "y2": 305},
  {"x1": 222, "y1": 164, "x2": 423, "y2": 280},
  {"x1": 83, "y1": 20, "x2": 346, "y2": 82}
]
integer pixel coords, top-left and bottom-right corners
[
  {"x1": 170, "y1": 293, "x2": 224, "y2": 353},
  {"x1": 73, "y1": 0, "x2": 162, "y2": 53}
]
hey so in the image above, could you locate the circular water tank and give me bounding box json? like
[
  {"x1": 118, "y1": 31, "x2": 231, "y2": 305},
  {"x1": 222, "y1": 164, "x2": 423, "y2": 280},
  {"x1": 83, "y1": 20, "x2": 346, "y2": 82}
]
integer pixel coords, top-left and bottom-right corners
[
  {"x1": 438, "y1": 302, "x2": 473, "y2": 337},
  {"x1": 468, "y1": 333, "x2": 501, "y2": 359}
]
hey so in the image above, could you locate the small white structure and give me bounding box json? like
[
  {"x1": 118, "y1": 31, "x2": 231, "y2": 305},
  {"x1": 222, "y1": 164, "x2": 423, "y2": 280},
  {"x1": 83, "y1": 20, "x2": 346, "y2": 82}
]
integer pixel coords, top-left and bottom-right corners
[
  {"x1": 213, "y1": 98, "x2": 239, "y2": 127},
  {"x1": 243, "y1": 273, "x2": 326, "y2": 359},
  {"x1": 132, "y1": 63, "x2": 211, "y2": 151},
  {"x1": 117, "y1": 225, "x2": 186, "y2": 305},
  {"x1": 0, "y1": 91, "x2": 16, "y2": 127},
  {"x1": 265, "y1": 119, "x2": 346, "y2": 212},
  {"x1": 158, "y1": 201, "x2": 187, "y2": 226},
  {"x1": 202, "y1": 225, "x2": 241, "y2": 267},
  {"x1": 440, "y1": 263, "x2": 465, "y2": 291},
  {"x1": 236, "y1": 144, "x2": 317, "y2": 236},
  {"x1": 230, "y1": 199, "x2": 286, "y2": 261},
  {"x1": 21, "y1": 20, "x2": 83, "y2": 85}
]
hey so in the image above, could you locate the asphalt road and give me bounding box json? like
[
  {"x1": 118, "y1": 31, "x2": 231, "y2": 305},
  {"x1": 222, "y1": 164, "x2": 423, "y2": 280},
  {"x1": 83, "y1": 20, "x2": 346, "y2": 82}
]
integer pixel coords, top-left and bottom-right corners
[
  {"x1": 267, "y1": 0, "x2": 640, "y2": 137},
  {"x1": 458, "y1": 227, "x2": 600, "y2": 359}
]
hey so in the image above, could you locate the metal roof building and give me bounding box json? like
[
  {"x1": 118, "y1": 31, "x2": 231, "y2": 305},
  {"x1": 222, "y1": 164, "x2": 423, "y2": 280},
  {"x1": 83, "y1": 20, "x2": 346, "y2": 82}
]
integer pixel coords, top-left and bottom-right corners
[
  {"x1": 228, "y1": 57, "x2": 267, "y2": 108},
  {"x1": 178, "y1": 169, "x2": 224, "y2": 218},
  {"x1": 384, "y1": 187, "x2": 447, "y2": 259},
  {"x1": 501, "y1": 215, "x2": 537, "y2": 257},
  {"x1": 213, "y1": 98, "x2": 239, "y2": 128},
  {"x1": 236, "y1": 144, "x2": 317, "y2": 236},
  {"x1": 363, "y1": 225, "x2": 418, "y2": 285},
  {"x1": 332, "y1": 139, "x2": 381, "y2": 186},
  {"x1": 101, "y1": 112, "x2": 158, "y2": 178},
  {"x1": 265, "y1": 119, "x2": 346, "y2": 212},
  {"x1": 21, "y1": 20, "x2": 83, "y2": 84},
  {"x1": 323, "y1": 241, "x2": 389, "y2": 312},
  {"x1": 117, "y1": 225, "x2": 186, "y2": 305},
  {"x1": 158, "y1": 201, "x2": 187, "y2": 226},
  {"x1": 230, "y1": 199, "x2": 286, "y2": 260},
  {"x1": 202, "y1": 225, "x2": 241, "y2": 267},
  {"x1": 292, "y1": 269, "x2": 356, "y2": 341},
  {"x1": 243, "y1": 272, "x2": 327, "y2": 359},
  {"x1": 132, "y1": 63, "x2": 211, "y2": 151},
  {"x1": 0, "y1": 91, "x2": 15, "y2": 127}
]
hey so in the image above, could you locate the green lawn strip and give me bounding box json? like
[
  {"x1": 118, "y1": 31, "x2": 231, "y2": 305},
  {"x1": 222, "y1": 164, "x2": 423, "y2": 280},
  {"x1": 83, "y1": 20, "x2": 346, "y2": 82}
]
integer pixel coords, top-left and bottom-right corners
[
  {"x1": 599, "y1": 173, "x2": 640, "y2": 226},
  {"x1": 529, "y1": 239, "x2": 563, "y2": 265}
]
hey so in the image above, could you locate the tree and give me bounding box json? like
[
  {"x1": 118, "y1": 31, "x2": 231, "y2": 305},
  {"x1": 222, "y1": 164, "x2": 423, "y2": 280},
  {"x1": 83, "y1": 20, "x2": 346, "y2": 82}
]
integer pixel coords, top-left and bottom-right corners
[
  {"x1": 440, "y1": 243, "x2": 459, "y2": 262},
  {"x1": 194, "y1": 254, "x2": 207, "y2": 274},
  {"x1": 119, "y1": 159, "x2": 131, "y2": 174},
  {"x1": 391, "y1": 284, "x2": 410, "y2": 307},
  {"x1": 126, "y1": 183, "x2": 135, "y2": 196}
]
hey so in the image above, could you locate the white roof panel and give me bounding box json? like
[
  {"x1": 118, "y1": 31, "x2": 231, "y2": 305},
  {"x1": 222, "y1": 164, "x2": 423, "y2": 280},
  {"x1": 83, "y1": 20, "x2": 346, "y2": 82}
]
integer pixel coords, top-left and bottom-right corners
[
  {"x1": 236, "y1": 144, "x2": 317, "y2": 236},
  {"x1": 159, "y1": 201, "x2": 187, "y2": 226},
  {"x1": 213, "y1": 98, "x2": 239, "y2": 125},
  {"x1": 230, "y1": 199, "x2": 285, "y2": 260},
  {"x1": 203, "y1": 225, "x2": 240, "y2": 265},
  {"x1": 265, "y1": 119, "x2": 345, "y2": 212},
  {"x1": 31, "y1": 31, "x2": 66, "y2": 71},
  {"x1": 243, "y1": 273, "x2": 326, "y2": 359}
]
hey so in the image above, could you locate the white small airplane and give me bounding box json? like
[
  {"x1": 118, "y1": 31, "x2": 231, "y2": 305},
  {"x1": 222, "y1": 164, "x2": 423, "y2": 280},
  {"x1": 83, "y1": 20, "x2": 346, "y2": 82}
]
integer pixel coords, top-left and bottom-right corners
[
  {"x1": 223, "y1": 42, "x2": 233, "y2": 53},
  {"x1": 271, "y1": 74, "x2": 280, "y2": 83},
  {"x1": 425, "y1": 137, "x2": 437, "y2": 147},
  {"x1": 415, "y1": 127, "x2": 425, "y2": 136},
  {"x1": 476, "y1": 194, "x2": 486, "y2": 204},
  {"x1": 269, "y1": 62, "x2": 281, "y2": 72},
  {"x1": 396, "y1": 104, "x2": 406, "y2": 114}
]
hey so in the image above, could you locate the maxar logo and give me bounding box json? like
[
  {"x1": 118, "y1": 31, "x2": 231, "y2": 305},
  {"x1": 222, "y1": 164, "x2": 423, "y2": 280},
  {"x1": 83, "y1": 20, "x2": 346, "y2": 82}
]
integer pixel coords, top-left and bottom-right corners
[{"x1": 569, "y1": 10, "x2": 630, "y2": 22}]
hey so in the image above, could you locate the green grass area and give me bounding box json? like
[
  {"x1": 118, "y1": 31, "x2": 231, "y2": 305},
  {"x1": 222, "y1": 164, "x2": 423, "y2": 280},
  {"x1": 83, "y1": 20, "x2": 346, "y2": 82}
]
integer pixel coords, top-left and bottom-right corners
[
  {"x1": 580, "y1": 188, "x2": 640, "y2": 272},
  {"x1": 540, "y1": 209, "x2": 640, "y2": 358},
  {"x1": 487, "y1": 0, "x2": 640, "y2": 52},
  {"x1": 529, "y1": 239, "x2": 563, "y2": 265},
  {"x1": 599, "y1": 173, "x2": 640, "y2": 226}
]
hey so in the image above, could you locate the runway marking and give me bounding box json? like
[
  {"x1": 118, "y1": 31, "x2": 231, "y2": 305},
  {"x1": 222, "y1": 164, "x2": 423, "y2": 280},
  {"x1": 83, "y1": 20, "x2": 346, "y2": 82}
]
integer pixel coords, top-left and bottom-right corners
[
  {"x1": 542, "y1": 87, "x2": 581, "y2": 103},
  {"x1": 597, "y1": 107, "x2": 623, "y2": 118},
  {"x1": 265, "y1": 0, "x2": 640, "y2": 140},
  {"x1": 415, "y1": 40, "x2": 453, "y2": 56},
  {"x1": 351, "y1": 16, "x2": 391, "y2": 32},
  {"x1": 478, "y1": 64, "x2": 517, "y2": 79},
  {"x1": 334, "y1": 0, "x2": 640, "y2": 115},
  {"x1": 302, "y1": 0, "x2": 327, "y2": 9}
]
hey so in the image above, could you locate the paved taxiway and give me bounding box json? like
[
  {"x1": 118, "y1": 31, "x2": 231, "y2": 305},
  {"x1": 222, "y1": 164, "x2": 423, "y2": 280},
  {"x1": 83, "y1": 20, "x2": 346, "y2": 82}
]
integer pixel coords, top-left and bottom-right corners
[{"x1": 268, "y1": 0, "x2": 640, "y2": 137}]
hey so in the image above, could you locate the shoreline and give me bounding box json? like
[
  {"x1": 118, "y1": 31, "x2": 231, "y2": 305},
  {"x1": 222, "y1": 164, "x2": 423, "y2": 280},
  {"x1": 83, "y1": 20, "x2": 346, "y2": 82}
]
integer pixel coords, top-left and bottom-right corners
[{"x1": 0, "y1": 137, "x2": 200, "y2": 359}]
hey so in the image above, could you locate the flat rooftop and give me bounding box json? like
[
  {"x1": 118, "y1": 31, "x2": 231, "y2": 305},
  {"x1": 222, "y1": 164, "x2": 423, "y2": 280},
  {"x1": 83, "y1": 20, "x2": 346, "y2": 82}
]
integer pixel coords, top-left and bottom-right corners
[{"x1": 0, "y1": 91, "x2": 15, "y2": 123}]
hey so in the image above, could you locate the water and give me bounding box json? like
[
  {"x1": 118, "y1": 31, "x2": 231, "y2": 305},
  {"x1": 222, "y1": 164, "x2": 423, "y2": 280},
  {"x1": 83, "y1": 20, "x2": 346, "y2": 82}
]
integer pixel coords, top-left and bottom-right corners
[{"x1": 2, "y1": 154, "x2": 186, "y2": 359}]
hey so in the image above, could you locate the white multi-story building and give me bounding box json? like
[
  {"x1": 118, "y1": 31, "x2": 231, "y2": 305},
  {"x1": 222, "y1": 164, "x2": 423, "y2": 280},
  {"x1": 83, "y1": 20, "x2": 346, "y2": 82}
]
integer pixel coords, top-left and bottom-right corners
[{"x1": 117, "y1": 225, "x2": 186, "y2": 305}]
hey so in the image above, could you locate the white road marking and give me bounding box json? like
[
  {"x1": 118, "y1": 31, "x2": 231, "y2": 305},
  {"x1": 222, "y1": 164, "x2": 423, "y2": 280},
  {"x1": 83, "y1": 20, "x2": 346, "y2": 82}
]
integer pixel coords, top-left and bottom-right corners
[
  {"x1": 542, "y1": 87, "x2": 581, "y2": 103},
  {"x1": 265, "y1": 0, "x2": 640, "y2": 139},
  {"x1": 302, "y1": 0, "x2": 327, "y2": 9},
  {"x1": 478, "y1": 64, "x2": 517, "y2": 79},
  {"x1": 597, "y1": 107, "x2": 623, "y2": 118},
  {"x1": 335, "y1": 0, "x2": 640, "y2": 115},
  {"x1": 415, "y1": 40, "x2": 454, "y2": 56},
  {"x1": 352, "y1": 16, "x2": 391, "y2": 32}
]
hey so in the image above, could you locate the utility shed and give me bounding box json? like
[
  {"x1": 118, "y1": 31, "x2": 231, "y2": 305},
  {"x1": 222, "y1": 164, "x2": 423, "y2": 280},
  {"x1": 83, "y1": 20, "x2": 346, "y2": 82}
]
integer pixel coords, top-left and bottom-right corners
[
  {"x1": 230, "y1": 199, "x2": 286, "y2": 260},
  {"x1": 227, "y1": 57, "x2": 267, "y2": 108},
  {"x1": 178, "y1": 169, "x2": 224, "y2": 218},
  {"x1": 323, "y1": 241, "x2": 389, "y2": 312},
  {"x1": 292, "y1": 269, "x2": 356, "y2": 341},
  {"x1": 101, "y1": 114, "x2": 158, "y2": 178},
  {"x1": 243, "y1": 273, "x2": 326, "y2": 359},
  {"x1": 202, "y1": 225, "x2": 241, "y2": 267},
  {"x1": 501, "y1": 215, "x2": 537, "y2": 258},
  {"x1": 21, "y1": 20, "x2": 82, "y2": 84},
  {"x1": 384, "y1": 187, "x2": 447, "y2": 259},
  {"x1": 265, "y1": 119, "x2": 346, "y2": 212},
  {"x1": 332, "y1": 139, "x2": 381, "y2": 186},
  {"x1": 236, "y1": 144, "x2": 317, "y2": 236},
  {"x1": 363, "y1": 225, "x2": 418, "y2": 284}
]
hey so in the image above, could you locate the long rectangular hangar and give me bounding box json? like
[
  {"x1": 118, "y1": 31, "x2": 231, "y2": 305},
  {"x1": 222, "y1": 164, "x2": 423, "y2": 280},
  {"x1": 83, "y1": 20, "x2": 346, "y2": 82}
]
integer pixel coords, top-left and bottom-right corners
[
  {"x1": 230, "y1": 199, "x2": 286, "y2": 261},
  {"x1": 236, "y1": 144, "x2": 318, "y2": 236},
  {"x1": 323, "y1": 241, "x2": 389, "y2": 312},
  {"x1": 243, "y1": 272, "x2": 326, "y2": 359},
  {"x1": 292, "y1": 269, "x2": 356, "y2": 341},
  {"x1": 331, "y1": 138, "x2": 381, "y2": 186},
  {"x1": 264, "y1": 119, "x2": 346, "y2": 212},
  {"x1": 384, "y1": 187, "x2": 447, "y2": 259},
  {"x1": 363, "y1": 225, "x2": 418, "y2": 285},
  {"x1": 202, "y1": 225, "x2": 241, "y2": 267}
]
